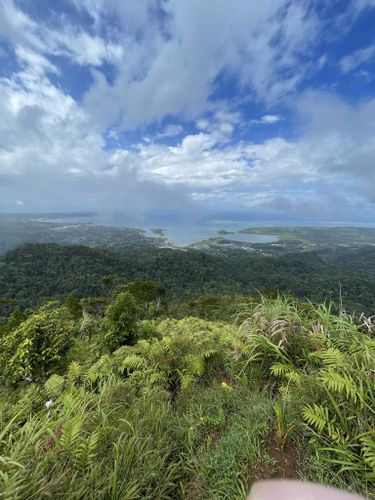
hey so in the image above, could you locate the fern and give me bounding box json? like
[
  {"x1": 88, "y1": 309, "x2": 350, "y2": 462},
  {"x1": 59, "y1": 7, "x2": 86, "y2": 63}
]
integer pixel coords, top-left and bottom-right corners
[
  {"x1": 73, "y1": 428, "x2": 100, "y2": 472},
  {"x1": 285, "y1": 371, "x2": 302, "y2": 385},
  {"x1": 0, "y1": 298, "x2": 374, "y2": 498},
  {"x1": 58, "y1": 417, "x2": 83, "y2": 452},
  {"x1": 360, "y1": 433, "x2": 375, "y2": 474},
  {"x1": 180, "y1": 373, "x2": 195, "y2": 391},
  {"x1": 309, "y1": 348, "x2": 345, "y2": 368},
  {"x1": 120, "y1": 354, "x2": 144, "y2": 374},
  {"x1": 148, "y1": 371, "x2": 168, "y2": 386},
  {"x1": 302, "y1": 404, "x2": 330, "y2": 433},
  {"x1": 60, "y1": 389, "x2": 89, "y2": 416},
  {"x1": 44, "y1": 374, "x2": 65, "y2": 399},
  {"x1": 321, "y1": 370, "x2": 359, "y2": 403},
  {"x1": 185, "y1": 354, "x2": 206, "y2": 377},
  {"x1": 67, "y1": 361, "x2": 83, "y2": 385},
  {"x1": 270, "y1": 362, "x2": 295, "y2": 377}
]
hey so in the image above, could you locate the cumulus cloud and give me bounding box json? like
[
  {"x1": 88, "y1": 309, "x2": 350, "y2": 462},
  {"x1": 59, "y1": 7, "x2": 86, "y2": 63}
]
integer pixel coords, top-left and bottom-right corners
[
  {"x1": 1, "y1": 51, "x2": 375, "y2": 218},
  {"x1": 115, "y1": 92, "x2": 375, "y2": 219},
  {"x1": 0, "y1": 0, "x2": 375, "y2": 221},
  {"x1": 295, "y1": 92, "x2": 375, "y2": 202},
  {"x1": 0, "y1": 50, "x2": 190, "y2": 213}
]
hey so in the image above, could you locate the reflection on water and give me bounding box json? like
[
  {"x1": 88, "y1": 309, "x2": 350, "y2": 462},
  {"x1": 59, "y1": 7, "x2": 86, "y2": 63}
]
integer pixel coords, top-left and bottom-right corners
[{"x1": 144, "y1": 226, "x2": 277, "y2": 246}]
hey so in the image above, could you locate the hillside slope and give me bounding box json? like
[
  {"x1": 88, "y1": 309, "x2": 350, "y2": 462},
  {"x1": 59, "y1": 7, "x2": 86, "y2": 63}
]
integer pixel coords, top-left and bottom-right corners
[
  {"x1": 0, "y1": 294, "x2": 374, "y2": 499},
  {"x1": 1, "y1": 243, "x2": 375, "y2": 313}
]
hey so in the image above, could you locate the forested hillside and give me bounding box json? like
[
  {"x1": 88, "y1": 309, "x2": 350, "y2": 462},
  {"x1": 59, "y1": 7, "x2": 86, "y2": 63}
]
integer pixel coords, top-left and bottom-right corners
[
  {"x1": 1, "y1": 237, "x2": 375, "y2": 498},
  {"x1": 1, "y1": 242, "x2": 375, "y2": 314}
]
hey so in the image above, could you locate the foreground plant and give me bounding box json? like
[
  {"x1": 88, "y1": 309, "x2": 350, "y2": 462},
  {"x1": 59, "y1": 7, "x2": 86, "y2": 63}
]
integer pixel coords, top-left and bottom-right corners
[{"x1": 0, "y1": 294, "x2": 374, "y2": 498}]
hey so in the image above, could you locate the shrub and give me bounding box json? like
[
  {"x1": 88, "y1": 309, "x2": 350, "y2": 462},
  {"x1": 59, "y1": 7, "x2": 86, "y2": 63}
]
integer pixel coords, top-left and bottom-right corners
[
  {"x1": 102, "y1": 292, "x2": 140, "y2": 350},
  {"x1": 0, "y1": 304, "x2": 74, "y2": 384}
]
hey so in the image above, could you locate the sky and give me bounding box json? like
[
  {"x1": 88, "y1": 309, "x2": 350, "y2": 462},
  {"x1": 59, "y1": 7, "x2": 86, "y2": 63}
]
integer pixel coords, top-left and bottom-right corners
[{"x1": 0, "y1": 0, "x2": 375, "y2": 223}]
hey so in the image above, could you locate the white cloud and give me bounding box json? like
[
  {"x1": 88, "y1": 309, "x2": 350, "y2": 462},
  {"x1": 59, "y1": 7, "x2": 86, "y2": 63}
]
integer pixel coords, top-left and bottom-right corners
[
  {"x1": 251, "y1": 115, "x2": 283, "y2": 125},
  {"x1": 0, "y1": 0, "x2": 368, "y2": 133},
  {"x1": 1, "y1": 58, "x2": 375, "y2": 218},
  {"x1": 295, "y1": 92, "x2": 375, "y2": 202},
  {"x1": 15, "y1": 46, "x2": 59, "y2": 75},
  {"x1": 339, "y1": 42, "x2": 375, "y2": 73},
  {"x1": 115, "y1": 92, "x2": 375, "y2": 217},
  {"x1": 0, "y1": 0, "x2": 122, "y2": 68},
  {"x1": 81, "y1": 0, "x2": 324, "y2": 129},
  {"x1": 1, "y1": 0, "x2": 375, "y2": 220},
  {"x1": 0, "y1": 51, "x2": 189, "y2": 212},
  {"x1": 157, "y1": 124, "x2": 183, "y2": 138},
  {"x1": 196, "y1": 119, "x2": 210, "y2": 130}
]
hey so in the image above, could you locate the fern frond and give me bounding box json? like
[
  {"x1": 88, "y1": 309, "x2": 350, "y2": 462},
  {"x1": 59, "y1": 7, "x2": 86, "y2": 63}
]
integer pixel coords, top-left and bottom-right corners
[
  {"x1": 279, "y1": 384, "x2": 292, "y2": 403},
  {"x1": 73, "y1": 428, "x2": 100, "y2": 471},
  {"x1": 270, "y1": 362, "x2": 295, "y2": 377},
  {"x1": 67, "y1": 361, "x2": 83, "y2": 385},
  {"x1": 321, "y1": 370, "x2": 359, "y2": 403},
  {"x1": 309, "y1": 348, "x2": 345, "y2": 368},
  {"x1": 302, "y1": 404, "x2": 330, "y2": 433},
  {"x1": 180, "y1": 373, "x2": 195, "y2": 391},
  {"x1": 184, "y1": 354, "x2": 206, "y2": 377},
  {"x1": 44, "y1": 374, "x2": 65, "y2": 399},
  {"x1": 120, "y1": 354, "x2": 144, "y2": 374},
  {"x1": 148, "y1": 371, "x2": 168, "y2": 386},
  {"x1": 360, "y1": 433, "x2": 375, "y2": 471},
  {"x1": 58, "y1": 417, "x2": 83, "y2": 452},
  {"x1": 285, "y1": 371, "x2": 302, "y2": 384}
]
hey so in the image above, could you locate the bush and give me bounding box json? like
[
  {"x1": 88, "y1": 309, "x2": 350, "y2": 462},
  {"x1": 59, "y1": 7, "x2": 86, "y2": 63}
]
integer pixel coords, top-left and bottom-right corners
[
  {"x1": 102, "y1": 292, "x2": 140, "y2": 350},
  {"x1": 0, "y1": 304, "x2": 74, "y2": 384}
]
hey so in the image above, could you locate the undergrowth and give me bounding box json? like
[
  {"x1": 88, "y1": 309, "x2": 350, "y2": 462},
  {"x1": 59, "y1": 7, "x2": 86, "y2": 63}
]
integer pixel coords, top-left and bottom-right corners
[{"x1": 0, "y1": 294, "x2": 374, "y2": 499}]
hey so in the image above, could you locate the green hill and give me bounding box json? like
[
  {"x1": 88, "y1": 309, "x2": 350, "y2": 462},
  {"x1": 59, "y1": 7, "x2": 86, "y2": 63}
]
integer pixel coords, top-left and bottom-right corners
[{"x1": 2, "y1": 242, "x2": 375, "y2": 314}]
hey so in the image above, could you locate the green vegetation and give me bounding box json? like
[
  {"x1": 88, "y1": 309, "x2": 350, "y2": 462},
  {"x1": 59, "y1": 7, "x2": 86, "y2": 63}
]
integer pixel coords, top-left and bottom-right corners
[
  {"x1": 217, "y1": 229, "x2": 235, "y2": 235},
  {"x1": 0, "y1": 290, "x2": 374, "y2": 499},
  {"x1": 150, "y1": 228, "x2": 166, "y2": 237},
  {"x1": 1, "y1": 220, "x2": 375, "y2": 497},
  {"x1": 102, "y1": 292, "x2": 140, "y2": 350},
  {"x1": 240, "y1": 226, "x2": 375, "y2": 246},
  {"x1": 2, "y1": 242, "x2": 375, "y2": 314},
  {"x1": 0, "y1": 214, "x2": 156, "y2": 253}
]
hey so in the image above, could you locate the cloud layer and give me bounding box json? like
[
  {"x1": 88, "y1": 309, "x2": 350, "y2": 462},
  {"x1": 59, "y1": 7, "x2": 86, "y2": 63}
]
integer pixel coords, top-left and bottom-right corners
[{"x1": 0, "y1": 0, "x2": 374, "y2": 220}]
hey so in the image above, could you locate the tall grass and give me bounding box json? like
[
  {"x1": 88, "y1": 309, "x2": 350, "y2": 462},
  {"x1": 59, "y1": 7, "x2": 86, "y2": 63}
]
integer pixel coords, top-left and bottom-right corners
[{"x1": 0, "y1": 296, "x2": 374, "y2": 498}]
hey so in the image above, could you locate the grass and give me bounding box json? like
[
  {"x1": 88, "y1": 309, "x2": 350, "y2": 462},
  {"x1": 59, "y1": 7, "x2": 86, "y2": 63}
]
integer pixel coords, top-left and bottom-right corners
[{"x1": 0, "y1": 295, "x2": 374, "y2": 499}]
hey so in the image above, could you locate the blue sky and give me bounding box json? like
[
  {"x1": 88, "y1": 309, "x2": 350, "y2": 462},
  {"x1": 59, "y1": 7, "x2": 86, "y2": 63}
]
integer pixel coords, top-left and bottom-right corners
[{"x1": 0, "y1": 0, "x2": 375, "y2": 222}]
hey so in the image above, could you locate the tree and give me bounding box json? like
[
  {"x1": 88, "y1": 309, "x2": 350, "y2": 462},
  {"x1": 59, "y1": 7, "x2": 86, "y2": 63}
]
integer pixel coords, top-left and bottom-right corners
[
  {"x1": 126, "y1": 280, "x2": 166, "y2": 314},
  {"x1": 127, "y1": 280, "x2": 164, "y2": 303},
  {"x1": 0, "y1": 304, "x2": 74, "y2": 385},
  {"x1": 102, "y1": 292, "x2": 140, "y2": 351},
  {"x1": 64, "y1": 293, "x2": 83, "y2": 319},
  {"x1": 0, "y1": 299, "x2": 18, "y2": 322}
]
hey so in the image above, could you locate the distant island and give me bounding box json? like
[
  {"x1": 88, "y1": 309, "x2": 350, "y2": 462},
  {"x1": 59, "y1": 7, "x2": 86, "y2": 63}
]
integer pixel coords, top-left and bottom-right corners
[
  {"x1": 150, "y1": 228, "x2": 166, "y2": 237},
  {"x1": 217, "y1": 229, "x2": 235, "y2": 235}
]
